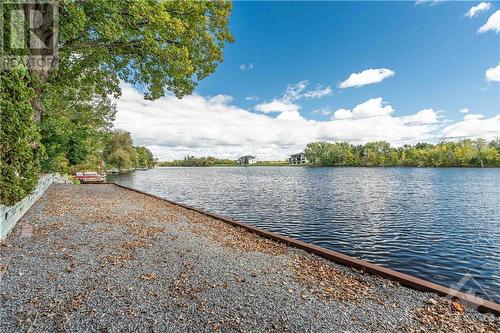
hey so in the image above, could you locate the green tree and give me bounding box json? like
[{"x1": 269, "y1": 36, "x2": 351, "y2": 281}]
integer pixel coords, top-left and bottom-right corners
[
  {"x1": 0, "y1": 69, "x2": 45, "y2": 205},
  {"x1": 25, "y1": 0, "x2": 234, "y2": 122},
  {"x1": 304, "y1": 139, "x2": 499, "y2": 168},
  {"x1": 135, "y1": 146, "x2": 155, "y2": 168},
  {"x1": 40, "y1": 83, "x2": 116, "y2": 172},
  {"x1": 103, "y1": 130, "x2": 137, "y2": 170}
]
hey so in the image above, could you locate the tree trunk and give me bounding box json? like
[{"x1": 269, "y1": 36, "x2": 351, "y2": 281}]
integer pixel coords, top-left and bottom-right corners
[{"x1": 24, "y1": 1, "x2": 58, "y2": 123}]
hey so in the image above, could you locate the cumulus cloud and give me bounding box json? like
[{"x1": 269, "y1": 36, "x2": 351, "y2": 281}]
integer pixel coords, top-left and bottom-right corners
[
  {"x1": 255, "y1": 80, "x2": 332, "y2": 114},
  {"x1": 239, "y1": 63, "x2": 254, "y2": 71},
  {"x1": 254, "y1": 100, "x2": 299, "y2": 113},
  {"x1": 111, "y1": 86, "x2": 500, "y2": 161},
  {"x1": 466, "y1": 2, "x2": 492, "y2": 18},
  {"x1": 442, "y1": 114, "x2": 500, "y2": 140},
  {"x1": 463, "y1": 114, "x2": 485, "y2": 121},
  {"x1": 339, "y1": 68, "x2": 395, "y2": 88},
  {"x1": 331, "y1": 108, "x2": 352, "y2": 120},
  {"x1": 485, "y1": 63, "x2": 500, "y2": 81},
  {"x1": 332, "y1": 97, "x2": 394, "y2": 119},
  {"x1": 460, "y1": 108, "x2": 470, "y2": 114},
  {"x1": 401, "y1": 109, "x2": 440, "y2": 125},
  {"x1": 478, "y1": 10, "x2": 500, "y2": 33},
  {"x1": 245, "y1": 95, "x2": 259, "y2": 101}
]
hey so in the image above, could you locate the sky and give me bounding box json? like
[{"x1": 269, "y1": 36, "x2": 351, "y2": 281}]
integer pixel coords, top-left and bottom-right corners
[{"x1": 115, "y1": 1, "x2": 500, "y2": 161}]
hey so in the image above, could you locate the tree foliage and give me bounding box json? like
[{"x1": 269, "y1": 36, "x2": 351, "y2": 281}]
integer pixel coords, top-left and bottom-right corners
[
  {"x1": 305, "y1": 140, "x2": 500, "y2": 167},
  {"x1": 27, "y1": 0, "x2": 233, "y2": 121},
  {"x1": 0, "y1": 69, "x2": 44, "y2": 205},
  {"x1": 135, "y1": 146, "x2": 155, "y2": 169},
  {"x1": 159, "y1": 156, "x2": 237, "y2": 167},
  {"x1": 1, "y1": 0, "x2": 234, "y2": 205},
  {"x1": 41, "y1": 83, "x2": 116, "y2": 173},
  {"x1": 102, "y1": 130, "x2": 154, "y2": 170},
  {"x1": 103, "y1": 130, "x2": 137, "y2": 170}
]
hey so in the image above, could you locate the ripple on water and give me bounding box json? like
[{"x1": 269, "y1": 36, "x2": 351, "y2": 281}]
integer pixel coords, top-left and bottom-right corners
[{"x1": 109, "y1": 167, "x2": 500, "y2": 302}]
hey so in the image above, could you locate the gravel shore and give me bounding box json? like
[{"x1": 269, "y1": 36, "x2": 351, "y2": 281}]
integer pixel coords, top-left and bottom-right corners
[{"x1": 0, "y1": 184, "x2": 498, "y2": 332}]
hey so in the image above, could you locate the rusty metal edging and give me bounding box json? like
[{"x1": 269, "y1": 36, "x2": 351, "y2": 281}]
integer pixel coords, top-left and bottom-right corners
[{"x1": 107, "y1": 182, "x2": 499, "y2": 315}]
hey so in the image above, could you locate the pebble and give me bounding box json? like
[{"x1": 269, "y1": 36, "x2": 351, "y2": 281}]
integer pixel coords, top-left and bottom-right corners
[{"x1": 0, "y1": 184, "x2": 496, "y2": 333}]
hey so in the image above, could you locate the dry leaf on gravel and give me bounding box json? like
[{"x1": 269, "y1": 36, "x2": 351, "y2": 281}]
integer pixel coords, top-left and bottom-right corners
[
  {"x1": 290, "y1": 255, "x2": 372, "y2": 302},
  {"x1": 404, "y1": 298, "x2": 499, "y2": 332},
  {"x1": 99, "y1": 253, "x2": 134, "y2": 266},
  {"x1": 185, "y1": 212, "x2": 287, "y2": 255},
  {"x1": 139, "y1": 273, "x2": 158, "y2": 281}
]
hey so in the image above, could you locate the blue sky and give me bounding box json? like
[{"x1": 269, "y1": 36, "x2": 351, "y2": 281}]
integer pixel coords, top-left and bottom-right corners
[
  {"x1": 116, "y1": 1, "x2": 500, "y2": 160},
  {"x1": 197, "y1": 1, "x2": 498, "y2": 120}
]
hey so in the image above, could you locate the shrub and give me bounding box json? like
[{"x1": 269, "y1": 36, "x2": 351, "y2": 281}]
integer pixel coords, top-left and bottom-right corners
[{"x1": 0, "y1": 68, "x2": 44, "y2": 206}]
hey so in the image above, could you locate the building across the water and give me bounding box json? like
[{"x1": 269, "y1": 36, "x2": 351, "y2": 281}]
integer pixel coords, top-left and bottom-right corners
[
  {"x1": 238, "y1": 155, "x2": 257, "y2": 165},
  {"x1": 288, "y1": 152, "x2": 307, "y2": 165}
]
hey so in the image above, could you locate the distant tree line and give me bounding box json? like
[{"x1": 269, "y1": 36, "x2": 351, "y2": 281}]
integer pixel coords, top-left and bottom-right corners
[
  {"x1": 305, "y1": 139, "x2": 500, "y2": 167},
  {"x1": 103, "y1": 130, "x2": 155, "y2": 170},
  {"x1": 158, "y1": 156, "x2": 237, "y2": 167}
]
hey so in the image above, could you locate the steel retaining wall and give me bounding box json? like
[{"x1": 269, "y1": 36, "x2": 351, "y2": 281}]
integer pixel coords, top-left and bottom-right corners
[{"x1": 108, "y1": 182, "x2": 499, "y2": 315}]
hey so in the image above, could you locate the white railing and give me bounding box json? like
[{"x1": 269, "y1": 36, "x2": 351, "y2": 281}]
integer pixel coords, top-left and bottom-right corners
[{"x1": 0, "y1": 174, "x2": 55, "y2": 240}]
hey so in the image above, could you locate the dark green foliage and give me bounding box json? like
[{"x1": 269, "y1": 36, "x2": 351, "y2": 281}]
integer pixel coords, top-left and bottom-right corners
[
  {"x1": 40, "y1": 85, "x2": 116, "y2": 173},
  {"x1": 305, "y1": 140, "x2": 500, "y2": 167},
  {"x1": 0, "y1": 69, "x2": 44, "y2": 205}
]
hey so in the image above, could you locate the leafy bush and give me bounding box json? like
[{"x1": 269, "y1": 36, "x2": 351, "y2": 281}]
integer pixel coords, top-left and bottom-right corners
[{"x1": 0, "y1": 68, "x2": 44, "y2": 205}]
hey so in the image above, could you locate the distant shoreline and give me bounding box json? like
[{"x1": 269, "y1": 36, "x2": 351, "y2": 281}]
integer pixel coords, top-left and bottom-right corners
[{"x1": 154, "y1": 164, "x2": 500, "y2": 169}]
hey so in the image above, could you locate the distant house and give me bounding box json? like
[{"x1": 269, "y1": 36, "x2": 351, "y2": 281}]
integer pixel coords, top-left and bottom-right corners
[
  {"x1": 288, "y1": 152, "x2": 307, "y2": 165},
  {"x1": 238, "y1": 155, "x2": 257, "y2": 165}
]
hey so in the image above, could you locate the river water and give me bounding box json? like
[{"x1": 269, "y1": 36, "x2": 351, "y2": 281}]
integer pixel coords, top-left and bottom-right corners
[{"x1": 108, "y1": 167, "x2": 500, "y2": 302}]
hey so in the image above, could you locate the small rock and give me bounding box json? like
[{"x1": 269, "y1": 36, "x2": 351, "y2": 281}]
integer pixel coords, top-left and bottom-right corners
[{"x1": 426, "y1": 298, "x2": 438, "y2": 305}]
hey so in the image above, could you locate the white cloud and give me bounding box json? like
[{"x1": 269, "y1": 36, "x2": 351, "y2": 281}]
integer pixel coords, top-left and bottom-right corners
[
  {"x1": 478, "y1": 10, "x2": 500, "y2": 33},
  {"x1": 459, "y1": 108, "x2": 470, "y2": 114},
  {"x1": 282, "y1": 80, "x2": 332, "y2": 101},
  {"x1": 415, "y1": 0, "x2": 445, "y2": 7},
  {"x1": 332, "y1": 97, "x2": 394, "y2": 119},
  {"x1": 255, "y1": 80, "x2": 332, "y2": 113},
  {"x1": 466, "y1": 2, "x2": 492, "y2": 18},
  {"x1": 401, "y1": 109, "x2": 440, "y2": 125},
  {"x1": 239, "y1": 63, "x2": 254, "y2": 71},
  {"x1": 209, "y1": 95, "x2": 233, "y2": 104},
  {"x1": 114, "y1": 85, "x2": 500, "y2": 161},
  {"x1": 332, "y1": 108, "x2": 353, "y2": 120},
  {"x1": 245, "y1": 95, "x2": 259, "y2": 101},
  {"x1": 282, "y1": 81, "x2": 309, "y2": 101},
  {"x1": 463, "y1": 114, "x2": 485, "y2": 120},
  {"x1": 485, "y1": 63, "x2": 500, "y2": 81},
  {"x1": 255, "y1": 99, "x2": 299, "y2": 113},
  {"x1": 442, "y1": 114, "x2": 500, "y2": 140},
  {"x1": 312, "y1": 107, "x2": 333, "y2": 116},
  {"x1": 339, "y1": 68, "x2": 395, "y2": 88},
  {"x1": 303, "y1": 86, "x2": 333, "y2": 99}
]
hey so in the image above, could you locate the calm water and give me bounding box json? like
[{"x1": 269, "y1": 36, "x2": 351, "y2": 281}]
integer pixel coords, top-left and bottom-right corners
[{"x1": 109, "y1": 167, "x2": 500, "y2": 302}]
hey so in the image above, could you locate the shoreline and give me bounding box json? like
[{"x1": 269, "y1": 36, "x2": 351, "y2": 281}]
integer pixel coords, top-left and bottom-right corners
[
  {"x1": 0, "y1": 184, "x2": 498, "y2": 332},
  {"x1": 152, "y1": 165, "x2": 500, "y2": 168},
  {"x1": 111, "y1": 182, "x2": 500, "y2": 315}
]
